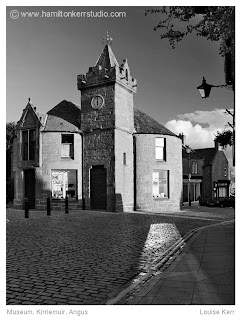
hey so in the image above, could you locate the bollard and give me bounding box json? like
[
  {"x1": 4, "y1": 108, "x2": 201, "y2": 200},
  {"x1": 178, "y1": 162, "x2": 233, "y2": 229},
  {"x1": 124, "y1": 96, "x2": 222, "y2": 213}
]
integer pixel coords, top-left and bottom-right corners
[
  {"x1": 47, "y1": 197, "x2": 51, "y2": 216},
  {"x1": 24, "y1": 197, "x2": 29, "y2": 218},
  {"x1": 65, "y1": 196, "x2": 69, "y2": 214}
]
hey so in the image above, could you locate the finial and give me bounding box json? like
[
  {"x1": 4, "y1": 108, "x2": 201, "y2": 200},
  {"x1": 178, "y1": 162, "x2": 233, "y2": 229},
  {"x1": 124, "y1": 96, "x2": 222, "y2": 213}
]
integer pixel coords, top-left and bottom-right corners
[{"x1": 102, "y1": 31, "x2": 113, "y2": 46}]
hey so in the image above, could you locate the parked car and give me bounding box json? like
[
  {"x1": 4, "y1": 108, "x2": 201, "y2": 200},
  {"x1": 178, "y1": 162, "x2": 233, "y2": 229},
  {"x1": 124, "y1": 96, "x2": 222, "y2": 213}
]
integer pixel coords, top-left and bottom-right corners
[{"x1": 214, "y1": 197, "x2": 235, "y2": 208}]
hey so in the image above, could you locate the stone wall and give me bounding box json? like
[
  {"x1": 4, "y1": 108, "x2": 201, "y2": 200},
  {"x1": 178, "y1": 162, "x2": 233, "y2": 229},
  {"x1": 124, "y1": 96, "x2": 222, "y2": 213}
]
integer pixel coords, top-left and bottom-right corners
[
  {"x1": 114, "y1": 129, "x2": 134, "y2": 211},
  {"x1": 202, "y1": 151, "x2": 229, "y2": 202},
  {"x1": 82, "y1": 130, "x2": 115, "y2": 211},
  {"x1": 212, "y1": 151, "x2": 229, "y2": 183},
  {"x1": 135, "y1": 134, "x2": 182, "y2": 212},
  {"x1": 13, "y1": 130, "x2": 82, "y2": 210},
  {"x1": 202, "y1": 165, "x2": 212, "y2": 202},
  {"x1": 40, "y1": 131, "x2": 82, "y2": 210}
]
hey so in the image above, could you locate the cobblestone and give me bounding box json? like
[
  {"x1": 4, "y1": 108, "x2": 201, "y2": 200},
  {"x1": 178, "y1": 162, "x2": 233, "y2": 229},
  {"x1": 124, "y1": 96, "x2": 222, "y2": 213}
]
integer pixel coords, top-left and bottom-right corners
[{"x1": 6, "y1": 206, "x2": 234, "y2": 304}]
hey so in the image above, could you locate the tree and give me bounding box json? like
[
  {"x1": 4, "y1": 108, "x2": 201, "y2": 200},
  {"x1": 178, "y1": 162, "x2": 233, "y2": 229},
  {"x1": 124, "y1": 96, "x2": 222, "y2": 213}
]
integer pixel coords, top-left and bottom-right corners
[
  {"x1": 6, "y1": 121, "x2": 16, "y2": 150},
  {"x1": 6, "y1": 122, "x2": 16, "y2": 203},
  {"x1": 145, "y1": 6, "x2": 234, "y2": 57},
  {"x1": 215, "y1": 129, "x2": 233, "y2": 148},
  {"x1": 146, "y1": 7, "x2": 235, "y2": 156}
]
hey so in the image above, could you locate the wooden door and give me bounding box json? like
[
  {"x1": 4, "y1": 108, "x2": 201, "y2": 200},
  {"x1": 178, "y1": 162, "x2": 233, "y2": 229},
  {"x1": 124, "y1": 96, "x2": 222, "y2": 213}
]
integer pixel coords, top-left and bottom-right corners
[
  {"x1": 24, "y1": 169, "x2": 35, "y2": 209},
  {"x1": 90, "y1": 166, "x2": 107, "y2": 210}
]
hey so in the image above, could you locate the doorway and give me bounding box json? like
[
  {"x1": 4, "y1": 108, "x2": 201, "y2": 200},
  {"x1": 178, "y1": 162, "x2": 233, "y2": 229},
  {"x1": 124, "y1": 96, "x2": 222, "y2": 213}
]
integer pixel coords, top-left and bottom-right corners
[
  {"x1": 90, "y1": 165, "x2": 107, "y2": 210},
  {"x1": 24, "y1": 169, "x2": 35, "y2": 209}
]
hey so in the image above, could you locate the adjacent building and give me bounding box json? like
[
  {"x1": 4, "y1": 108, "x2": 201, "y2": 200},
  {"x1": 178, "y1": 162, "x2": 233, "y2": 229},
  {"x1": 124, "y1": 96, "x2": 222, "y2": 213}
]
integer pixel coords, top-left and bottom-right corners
[
  {"x1": 180, "y1": 133, "x2": 230, "y2": 204},
  {"x1": 194, "y1": 141, "x2": 230, "y2": 203},
  {"x1": 12, "y1": 44, "x2": 183, "y2": 212},
  {"x1": 182, "y1": 147, "x2": 204, "y2": 203}
]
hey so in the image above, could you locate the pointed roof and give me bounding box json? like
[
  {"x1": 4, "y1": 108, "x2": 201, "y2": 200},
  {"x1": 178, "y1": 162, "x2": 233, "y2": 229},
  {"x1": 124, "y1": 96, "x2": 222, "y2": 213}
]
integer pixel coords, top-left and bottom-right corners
[
  {"x1": 46, "y1": 100, "x2": 81, "y2": 130},
  {"x1": 95, "y1": 45, "x2": 119, "y2": 69},
  {"x1": 17, "y1": 99, "x2": 47, "y2": 127},
  {"x1": 194, "y1": 148, "x2": 217, "y2": 165}
]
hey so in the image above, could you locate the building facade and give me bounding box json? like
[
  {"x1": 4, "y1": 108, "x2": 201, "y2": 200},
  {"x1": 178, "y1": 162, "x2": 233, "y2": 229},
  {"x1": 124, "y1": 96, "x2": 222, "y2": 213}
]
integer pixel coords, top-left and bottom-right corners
[
  {"x1": 182, "y1": 147, "x2": 204, "y2": 203},
  {"x1": 195, "y1": 141, "x2": 230, "y2": 203},
  {"x1": 12, "y1": 44, "x2": 183, "y2": 212}
]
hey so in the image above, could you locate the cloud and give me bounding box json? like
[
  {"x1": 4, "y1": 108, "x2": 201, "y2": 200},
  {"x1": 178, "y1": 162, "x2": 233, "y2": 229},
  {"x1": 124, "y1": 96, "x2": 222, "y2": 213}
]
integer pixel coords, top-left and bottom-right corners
[
  {"x1": 165, "y1": 119, "x2": 217, "y2": 148},
  {"x1": 177, "y1": 109, "x2": 233, "y2": 128},
  {"x1": 165, "y1": 109, "x2": 233, "y2": 164}
]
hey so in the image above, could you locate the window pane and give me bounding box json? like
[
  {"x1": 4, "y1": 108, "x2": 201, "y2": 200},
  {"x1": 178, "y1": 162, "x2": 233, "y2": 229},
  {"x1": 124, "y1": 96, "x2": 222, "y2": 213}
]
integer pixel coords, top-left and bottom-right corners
[
  {"x1": 29, "y1": 130, "x2": 36, "y2": 160},
  {"x1": 156, "y1": 138, "x2": 164, "y2": 147},
  {"x1": 62, "y1": 134, "x2": 73, "y2": 144},
  {"x1": 52, "y1": 170, "x2": 77, "y2": 199},
  {"x1": 152, "y1": 170, "x2": 169, "y2": 198},
  {"x1": 158, "y1": 170, "x2": 168, "y2": 196},
  {"x1": 62, "y1": 144, "x2": 70, "y2": 157},
  {"x1": 67, "y1": 170, "x2": 77, "y2": 198},
  {"x1": 22, "y1": 131, "x2": 28, "y2": 161},
  {"x1": 156, "y1": 147, "x2": 164, "y2": 160},
  {"x1": 62, "y1": 134, "x2": 74, "y2": 158},
  {"x1": 219, "y1": 187, "x2": 227, "y2": 197},
  {"x1": 152, "y1": 172, "x2": 159, "y2": 197}
]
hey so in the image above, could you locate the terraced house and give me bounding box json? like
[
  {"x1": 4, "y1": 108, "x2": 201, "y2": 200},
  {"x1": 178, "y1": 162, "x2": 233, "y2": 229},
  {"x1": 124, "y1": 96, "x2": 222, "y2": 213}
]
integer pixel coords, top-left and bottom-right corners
[{"x1": 12, "y1": 44, "x2": 183, "y2": 212}]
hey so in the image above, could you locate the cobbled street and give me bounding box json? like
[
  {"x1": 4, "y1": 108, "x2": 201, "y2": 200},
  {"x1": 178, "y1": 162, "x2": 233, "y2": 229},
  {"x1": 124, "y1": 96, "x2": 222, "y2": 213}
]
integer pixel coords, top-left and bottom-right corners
[{"x1": 6, "y1": 206, "x2": 234, "y2": 305}]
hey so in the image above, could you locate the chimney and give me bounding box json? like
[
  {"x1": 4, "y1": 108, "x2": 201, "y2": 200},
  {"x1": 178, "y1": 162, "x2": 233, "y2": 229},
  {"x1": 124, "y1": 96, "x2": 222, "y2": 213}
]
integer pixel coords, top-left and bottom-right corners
[
  {"x1": 214, "y1": 138, "x2": 222, "y2": 150},
  {"x1": 178, "y1": 133, "x2": 186, "y2": 145}
]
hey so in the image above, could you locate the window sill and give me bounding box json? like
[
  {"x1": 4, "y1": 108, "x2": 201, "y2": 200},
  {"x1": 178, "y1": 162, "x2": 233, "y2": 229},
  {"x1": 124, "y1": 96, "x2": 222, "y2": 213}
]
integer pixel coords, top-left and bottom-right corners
[
  {"x1": 61, "y1": 157, "x2": 74, "y2": 160},
  {"x1": 153, "y1": 197, "x2": 169, "y2": 200},
  {"x1": 52, "y1": 198, "x2": 78, "y2": 201}
]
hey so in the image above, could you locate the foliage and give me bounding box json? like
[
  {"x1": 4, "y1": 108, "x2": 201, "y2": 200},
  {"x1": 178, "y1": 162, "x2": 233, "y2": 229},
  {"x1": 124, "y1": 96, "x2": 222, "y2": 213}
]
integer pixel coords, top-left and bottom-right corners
[
  {"x1": 215, "y1": 129, "x2": 233, "y2": 148},
  {"x1": 145, "y1": 6, "x2": 234, "y2": 56},
  {"x1": 6, "y1": 121, "x2": 16, "y2": 150}
]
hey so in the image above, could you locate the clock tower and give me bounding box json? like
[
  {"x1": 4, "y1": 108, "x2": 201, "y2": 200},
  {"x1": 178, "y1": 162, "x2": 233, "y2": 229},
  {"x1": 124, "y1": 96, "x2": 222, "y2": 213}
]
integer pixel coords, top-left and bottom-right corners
[{"x1": 77, "y1": 42, "x2": 137, "y2": 211}]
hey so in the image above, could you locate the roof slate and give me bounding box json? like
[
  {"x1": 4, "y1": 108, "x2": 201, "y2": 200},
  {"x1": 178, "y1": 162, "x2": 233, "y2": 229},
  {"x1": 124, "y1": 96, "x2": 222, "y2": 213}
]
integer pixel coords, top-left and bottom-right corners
[
  {"x1": 44, "y1": 114, "x2": 81, "y2": 132},
  {"x1": 194, "y1": 148, "x2": 217, "y2": 165},
  {"x1": 45, "y1": 100, "x2": 81, "y2": 132},
  {"x1": 134, "y1": 107, "x2": 177, "y2": 136},
  {"x1": 42, "y1": 100, "x2": 176, "y2": 136},
  {"x1": 95, "y1": 45, "x2": 119, "y2": 69}
]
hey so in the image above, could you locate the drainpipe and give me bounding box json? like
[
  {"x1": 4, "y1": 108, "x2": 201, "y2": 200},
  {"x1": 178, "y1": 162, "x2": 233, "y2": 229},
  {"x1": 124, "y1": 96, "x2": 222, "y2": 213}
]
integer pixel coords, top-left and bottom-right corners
[
  {"x1": 81, "y1": 132, "x2": 85, "y2": 210},
  {"x1": 133, "y1": 135, "x2": 136, "y2": 211}
]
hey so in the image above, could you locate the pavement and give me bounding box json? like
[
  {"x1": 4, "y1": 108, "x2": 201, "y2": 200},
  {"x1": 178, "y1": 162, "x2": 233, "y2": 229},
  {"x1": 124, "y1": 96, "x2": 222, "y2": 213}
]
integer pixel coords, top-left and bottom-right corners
[
  {"x1": 6, "y1": 206, "x2": 235, "y2": 305},
  {"x1": 114, "y1": 220, "x2": 235, "y2": 305}
]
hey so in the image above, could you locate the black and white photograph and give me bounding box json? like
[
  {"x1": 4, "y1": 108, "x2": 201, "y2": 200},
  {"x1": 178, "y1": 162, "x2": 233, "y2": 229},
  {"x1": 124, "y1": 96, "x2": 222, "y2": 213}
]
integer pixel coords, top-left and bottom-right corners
[{"x1": 5, "y1": 2, "x2": 237, "y2": 319}]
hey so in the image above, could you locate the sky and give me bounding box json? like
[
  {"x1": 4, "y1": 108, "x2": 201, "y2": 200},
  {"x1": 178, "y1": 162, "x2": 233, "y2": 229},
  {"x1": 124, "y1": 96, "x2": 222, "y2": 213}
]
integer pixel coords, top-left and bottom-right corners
[{"x1": 6, "y1": 5, "x2": 234, "y2": 163}]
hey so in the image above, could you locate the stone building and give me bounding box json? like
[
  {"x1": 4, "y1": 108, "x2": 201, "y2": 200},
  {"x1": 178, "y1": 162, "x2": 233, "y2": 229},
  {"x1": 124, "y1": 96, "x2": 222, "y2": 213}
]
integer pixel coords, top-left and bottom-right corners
[
  {"x1": 182, "y1": 147, "x2": 204, "y2": 203},
  {"x1": 12, "y1": 44, "x2": 183, "y2": 212},
  {"x1": 194, "y1": 141, "x2": 230, "y2": 203}
]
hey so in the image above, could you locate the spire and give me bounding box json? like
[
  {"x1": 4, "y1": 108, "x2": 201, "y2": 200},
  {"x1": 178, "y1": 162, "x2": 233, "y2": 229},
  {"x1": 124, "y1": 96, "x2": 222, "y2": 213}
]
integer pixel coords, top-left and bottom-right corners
[{"x1": 96, "y1": 32, "x2": 119, "y2": 70}]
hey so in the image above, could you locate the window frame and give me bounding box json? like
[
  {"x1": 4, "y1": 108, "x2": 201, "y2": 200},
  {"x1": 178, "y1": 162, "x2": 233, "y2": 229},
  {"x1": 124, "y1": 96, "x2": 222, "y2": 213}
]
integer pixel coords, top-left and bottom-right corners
[
  {"x1": 21, "y1": 129, "x2": 36, "y2": 161},
  {"x1": 152, "y1": 169, "x2": 169, "y2": 199},
  {"x1": 155, "y1": 137, "x2": 166, "y2": 162},
  {"x1": 191, "y1": 161, "x2": 198, "y2": 174},
  {"x1": 61, "y1": 134, "x2": 74, "y2": 159},
  {"x1": 123, "y1": 152, "x2": 127, "y2": 165},
  {"x1": 51, "y1": 169, "x2": 77, "y2": 200}
]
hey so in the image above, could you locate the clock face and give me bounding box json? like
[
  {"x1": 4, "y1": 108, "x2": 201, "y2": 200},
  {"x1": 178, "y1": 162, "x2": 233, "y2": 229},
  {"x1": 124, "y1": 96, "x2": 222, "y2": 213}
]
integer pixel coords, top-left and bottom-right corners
[{"x1": 91, "y1": 95, "x2": 104, "y2": 109}]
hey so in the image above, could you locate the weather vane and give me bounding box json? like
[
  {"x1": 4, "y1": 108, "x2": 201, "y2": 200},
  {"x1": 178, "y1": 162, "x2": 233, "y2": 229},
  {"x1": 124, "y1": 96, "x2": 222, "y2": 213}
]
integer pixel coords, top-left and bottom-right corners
[{"x1": 102, "y1": 31, "x2": 113, "y2": 46}]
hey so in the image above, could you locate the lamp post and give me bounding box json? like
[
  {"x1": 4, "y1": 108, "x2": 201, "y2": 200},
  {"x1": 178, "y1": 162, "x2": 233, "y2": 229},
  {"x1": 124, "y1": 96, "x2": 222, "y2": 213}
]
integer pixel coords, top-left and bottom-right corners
[
  {"x1": 197, "y1": 77, "x2": 235, "y2": 167},
  {"x1": 197, "y1": 77, "x2": 232, "y2": 98},
  {"x1": 186, "y1": 146, "x2": 192, "y2": 206}
]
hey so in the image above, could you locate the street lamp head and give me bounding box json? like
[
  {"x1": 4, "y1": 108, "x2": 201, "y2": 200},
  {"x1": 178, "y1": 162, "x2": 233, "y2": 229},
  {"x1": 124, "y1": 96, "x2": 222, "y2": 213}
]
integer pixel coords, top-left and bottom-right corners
[
  {"x1": 186, "y1": 146, "x2": 191, "y2": 154},
  {"x1": 197, "y1": 77, "x2": 212, "y2": 98}
]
